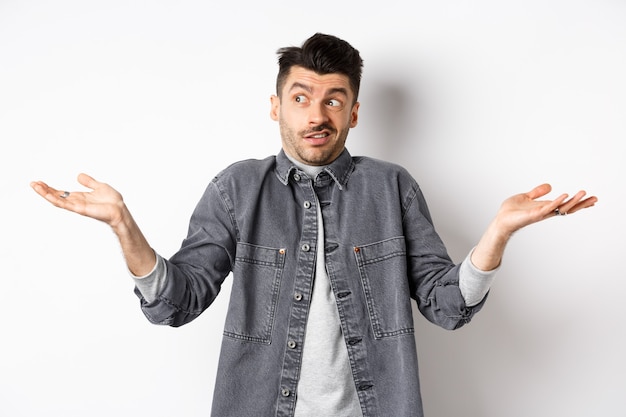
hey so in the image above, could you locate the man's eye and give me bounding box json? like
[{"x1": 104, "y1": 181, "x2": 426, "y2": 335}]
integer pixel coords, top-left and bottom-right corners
[
  {"x1": 295, "y1": 95, "x2": 307, "y2": 103},
  {"x1": 327, "y1": 99, "x2": 342, "y2": 107}
]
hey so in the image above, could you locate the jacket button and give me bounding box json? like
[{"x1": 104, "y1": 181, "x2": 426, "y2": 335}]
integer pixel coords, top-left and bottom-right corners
[
  {"x1": 303, "y1": 200, "x2": 311, "y2": 209},
  {"x1": 288, "y1": 340, "x2": 297, "y2": 349},
  {"x1": 301, "y1": 244, "x2": 310, "y2": 252},
  {"x1": 294, "y1": 293, "x2": 303, "y2": 301},
  {"x1": 281, "y1": 388, "x2": 290, "y2": 397},
  {"x1": 348, "y1": 337, "x2": 363, "y2": 346},
  {"x1": 293, "y1": 174, "x2": 301, "y2": 182}
]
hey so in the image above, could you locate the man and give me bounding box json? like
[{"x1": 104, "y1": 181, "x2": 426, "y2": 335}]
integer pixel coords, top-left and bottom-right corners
[{"x1": 31, "y1": 33, "x2": 597, "y2": 416}]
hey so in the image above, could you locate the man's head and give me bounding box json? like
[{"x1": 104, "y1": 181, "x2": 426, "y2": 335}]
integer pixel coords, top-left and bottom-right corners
[
  {"x1": 275, "y1": 33, "x2": 363, "y2": 104},
  {"x1": 270, "y1": 33, "x2": 364, "y2": 166}
]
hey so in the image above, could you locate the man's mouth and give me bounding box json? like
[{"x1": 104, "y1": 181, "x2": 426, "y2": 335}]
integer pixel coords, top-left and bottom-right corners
[
  {"x1": 307, "y1": 132, "x2": 330, "y2": 139},
  {"x1": 303, "y1": 130, "x2": 331, "y2": 145}
]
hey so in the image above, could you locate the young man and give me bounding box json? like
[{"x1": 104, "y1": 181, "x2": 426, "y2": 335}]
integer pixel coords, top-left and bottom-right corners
[{"x1": 31, "y1": 33, "x2": 597, "y2": 416}]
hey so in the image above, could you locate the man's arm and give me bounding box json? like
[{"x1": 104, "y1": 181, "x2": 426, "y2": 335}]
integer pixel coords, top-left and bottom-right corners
[{"x1": 30, "y1": 173, "x2": 156, "y2": 276}]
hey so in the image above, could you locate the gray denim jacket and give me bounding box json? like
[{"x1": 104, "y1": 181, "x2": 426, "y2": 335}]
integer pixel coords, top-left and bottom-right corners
[{"x1": 135, "y1": 148, "x2": 486, "y2": 417}]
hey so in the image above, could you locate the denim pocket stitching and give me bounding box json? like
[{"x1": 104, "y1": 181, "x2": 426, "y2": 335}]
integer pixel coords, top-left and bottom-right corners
[
  {"x1": 354, "y1": 236, "x2": 415, "y2": 339},
  {"x1": 224, "y1": 243, "x2": 286, "y2": 344}
]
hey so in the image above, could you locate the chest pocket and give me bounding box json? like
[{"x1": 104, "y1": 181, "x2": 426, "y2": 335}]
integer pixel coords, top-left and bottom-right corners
[
  {"x1": 354, "y1": 236, "x2": 415, "y2": 339},
  {"x1": 224, "y1": 242, "x2": 286, "y2": 344}
]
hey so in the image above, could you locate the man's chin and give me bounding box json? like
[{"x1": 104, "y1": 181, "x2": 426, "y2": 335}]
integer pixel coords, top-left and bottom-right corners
[{"x1": 300, "y1": 150, "x2": 340, "y2": 166}]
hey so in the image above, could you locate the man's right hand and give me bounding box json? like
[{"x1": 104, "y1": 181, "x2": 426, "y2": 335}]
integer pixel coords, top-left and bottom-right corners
[
  {"x1": 30, "y1": 173, "x2": 125, "y2": 228},
  {"x1": 31, "y1": 173, "x2": 157, "y2": 276}
]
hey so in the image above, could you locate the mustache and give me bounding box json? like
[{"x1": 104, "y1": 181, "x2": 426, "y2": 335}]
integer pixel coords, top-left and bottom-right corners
[{"x1": 302, "y1": 124, "x2": 335, "y2": 135}]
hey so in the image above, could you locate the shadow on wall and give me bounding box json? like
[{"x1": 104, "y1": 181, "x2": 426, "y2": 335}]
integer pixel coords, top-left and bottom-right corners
[
  {"x1": 360, "y1": 78, "x2": 496, "y2": 414},
  {"x1": 354, "y1": 77, "x2": 416, "y2": 165}
]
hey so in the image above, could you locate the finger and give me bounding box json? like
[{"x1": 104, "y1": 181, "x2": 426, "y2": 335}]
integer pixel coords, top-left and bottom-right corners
[
  {"x1": 547, "y1": 193, "x2": 569, "y2": 211},
  {"x1": 77, "y1": 173, "x2": 98, "y2": 190},
  {"x1": 557, "y1": 190, "x2": 587, "y2": 213},
  {"x1": 30, "y1": 181, "x2": 58, "y2": 198},
  {"x1": 540, "y1": 192, "x2": 568, "y2": 218},
  {"x1": 527, "y1": 183, "x2": 552, "y2": 200},
  {"x1": 564, "y1": 195, "x2": 598, "y2": 214},
  {"x1": 30, "y1": 181, "x2": 71, "y2": 207},
  {"x1": 30, "y1": 180, "x2": 47, "y2": 195}
]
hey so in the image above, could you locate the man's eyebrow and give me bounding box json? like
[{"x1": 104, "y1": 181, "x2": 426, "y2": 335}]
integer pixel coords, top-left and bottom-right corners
[
  {"x1": 289, "y1": 82, "x2": 312, "y2": 93},
  {"x1": 288, "y1": 82, "x2": 349, "y2": 97}
]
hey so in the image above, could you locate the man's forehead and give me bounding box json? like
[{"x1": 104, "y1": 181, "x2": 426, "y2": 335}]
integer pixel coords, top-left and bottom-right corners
[{"x1": 285, "y1": 67, "x2": 351, "y2": 94}]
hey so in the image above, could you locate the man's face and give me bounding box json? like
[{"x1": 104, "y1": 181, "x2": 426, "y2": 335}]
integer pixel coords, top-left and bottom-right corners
[{"x1": 270, "y1": 66, "x2": 359, "y2": 166}]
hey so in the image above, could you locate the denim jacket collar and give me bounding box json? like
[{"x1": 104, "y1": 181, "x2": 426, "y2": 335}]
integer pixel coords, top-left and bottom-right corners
[{"x1": 275, "y1": 148, "x2": 354, "y2": 190}]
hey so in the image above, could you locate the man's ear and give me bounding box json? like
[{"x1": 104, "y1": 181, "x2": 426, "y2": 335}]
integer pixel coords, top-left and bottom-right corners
[
  {"x1": 350, "y1": 101, "x2": 360, "y2": 128},
  {"x1": 270, "y1": 95, "x2": 280, "y2": 121}
]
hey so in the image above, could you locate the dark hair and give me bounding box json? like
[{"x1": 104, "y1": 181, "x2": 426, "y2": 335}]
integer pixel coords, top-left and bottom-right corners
[{"x1": 276, "y1": 33, "x2": 364, "y2": 103}]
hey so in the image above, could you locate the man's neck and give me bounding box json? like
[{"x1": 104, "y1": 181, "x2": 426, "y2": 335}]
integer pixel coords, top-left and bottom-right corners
[{"x1": 285, "y1": 154, "x2": 326, "y2": 179}]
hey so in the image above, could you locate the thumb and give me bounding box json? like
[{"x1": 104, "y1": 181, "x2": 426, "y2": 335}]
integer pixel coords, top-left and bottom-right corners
[
  {"x1": 77, "y1": 173, "x2": 99, "y2": 190},
  {"x1": 527, "y1": 183, "x2": 552, "y2": 200}
]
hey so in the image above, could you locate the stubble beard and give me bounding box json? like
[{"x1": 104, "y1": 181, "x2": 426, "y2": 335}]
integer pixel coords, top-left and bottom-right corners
[{"x1": 279, "y1": 118, "x2": 350, "y2": 166}]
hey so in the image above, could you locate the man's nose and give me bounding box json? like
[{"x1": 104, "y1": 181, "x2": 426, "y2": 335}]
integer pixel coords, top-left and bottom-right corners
[{"x1": 307, "y1": 102, "x2": 329, "y2": 125}]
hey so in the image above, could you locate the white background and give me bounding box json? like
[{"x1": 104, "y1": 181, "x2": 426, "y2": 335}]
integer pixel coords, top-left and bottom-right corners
[{"x1": 1, "y1": 1, "x2": 624, "y2": 416}]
